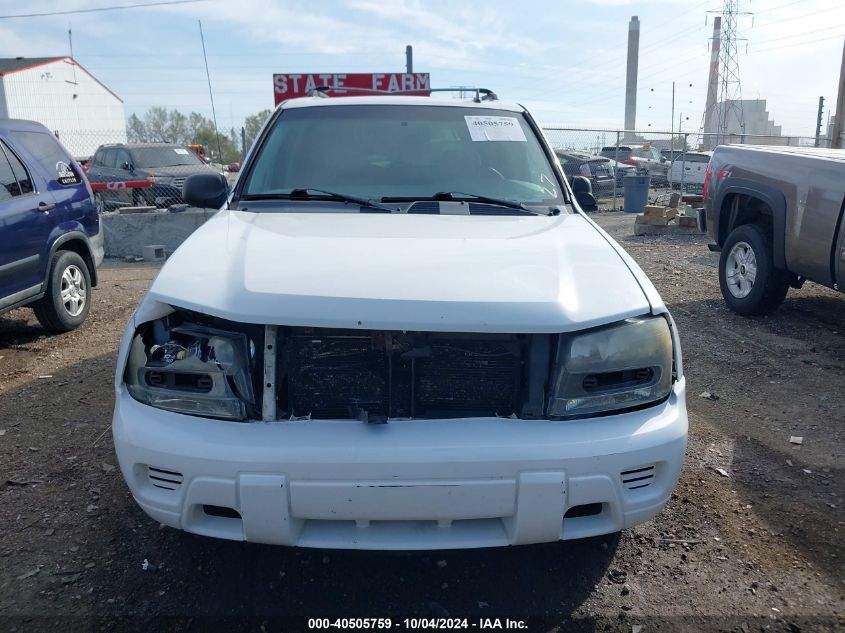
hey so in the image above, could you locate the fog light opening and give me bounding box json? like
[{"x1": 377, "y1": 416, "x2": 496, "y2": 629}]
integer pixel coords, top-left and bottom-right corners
[
  {"x1": 563, "y1": 503, "x2": 604, "y2": 519},
  {"x1": 202, "y1": 504, "x2": 241, "y2": 519}
]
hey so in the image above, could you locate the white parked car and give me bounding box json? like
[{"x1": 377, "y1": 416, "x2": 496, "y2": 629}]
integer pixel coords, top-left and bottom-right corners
[
  {"x1": 113, "y1": 92, "x2": 688, "y2": 550},
  {"x1": 670, "y1": 151, "x2": 712, "y2": 191}
]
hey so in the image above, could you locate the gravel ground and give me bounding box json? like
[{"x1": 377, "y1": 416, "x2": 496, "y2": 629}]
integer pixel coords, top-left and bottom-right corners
[{"x1": 0, "y1": 213, "x2": 842, "y2": 632}]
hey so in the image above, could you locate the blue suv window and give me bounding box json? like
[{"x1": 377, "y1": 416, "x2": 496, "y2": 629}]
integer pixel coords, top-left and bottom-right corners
[
  {"x1": 11, "y1": 131, "x2": 82, "y2": 186},
  {"x1": 0, "y1": 140, "x2": 34, "y2": 198}
]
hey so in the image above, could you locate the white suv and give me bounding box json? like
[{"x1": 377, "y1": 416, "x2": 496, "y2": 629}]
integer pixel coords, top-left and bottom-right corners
[{"x1": 113, "y1": 93, "x2": 687, "y2": 550}]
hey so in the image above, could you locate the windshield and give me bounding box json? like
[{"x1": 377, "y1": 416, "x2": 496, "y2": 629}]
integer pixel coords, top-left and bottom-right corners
[
  {"x1": 131, "y1": 146, "x2": 205, "y2": 168},
  {"x1": 243, "y1": 105, "x2": 563, "y2": 205}
]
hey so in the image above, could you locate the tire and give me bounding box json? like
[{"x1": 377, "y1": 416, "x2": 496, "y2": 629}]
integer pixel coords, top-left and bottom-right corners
[
  {"x1": 33, "y1": 251, "x2": 92, "y2": 332},
  {"x1": 719, "y1": 223, "x2": 789, "y2": 316}
]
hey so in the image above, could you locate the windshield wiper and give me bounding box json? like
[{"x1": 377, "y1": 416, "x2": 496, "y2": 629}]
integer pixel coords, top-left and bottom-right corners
[
  {"x1": 429, "y1": 192, "x2": 556, "y2": 215},
  {"x1": 289, "y1": 188, "x2": 394, "y2": 213}
]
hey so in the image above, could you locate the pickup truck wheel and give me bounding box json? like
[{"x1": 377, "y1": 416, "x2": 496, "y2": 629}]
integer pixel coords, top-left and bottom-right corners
[
  {"x1": 719, "y1": 224, "x2": 789, "y2": 315},
  {"x1": 32, "y1": 251, "x2": 92, "y2": 332}
]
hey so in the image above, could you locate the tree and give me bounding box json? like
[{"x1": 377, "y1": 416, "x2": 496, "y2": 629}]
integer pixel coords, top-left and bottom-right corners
[
  {"x1": 126, "y1": 113, "x2": 146, "y2": 143},
  {"x1": 243, "y1": 109, "x2": 272, "y2": 151},
  {"x1": 124, "y1": 107, "x2": 266, "y2": 164}
]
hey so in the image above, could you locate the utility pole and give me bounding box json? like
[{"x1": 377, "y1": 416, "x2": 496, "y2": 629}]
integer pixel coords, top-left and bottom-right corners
[
  {"x1": 815, "y1": 96, "x2": 825, "y2": 147},
  {"x1": 670, "y1": 81, "x2": 675, "y2": 188},
  {"x1": 405, "y1": 45, "x2": 413, "y2": 74},
  {"x1": 831, "y1": 39, "x2": 845, "y2": 149}
]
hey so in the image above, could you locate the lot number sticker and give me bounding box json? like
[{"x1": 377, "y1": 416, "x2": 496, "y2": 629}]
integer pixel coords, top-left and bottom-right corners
[
  {"x1": 465, "y1": 116, "x2": 527, "y2": 142},
  {"x1": 174, "y1": 148, "x2": 190, "y2": 155}
]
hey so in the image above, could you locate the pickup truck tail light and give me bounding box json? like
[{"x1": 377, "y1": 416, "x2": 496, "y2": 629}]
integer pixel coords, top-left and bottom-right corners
[
  {"x1": 621, "y1": 159, "x2": 638, "y2": 166},
  {"x1": 702, "y1": 162, "x2": 712, "y2": 198}
]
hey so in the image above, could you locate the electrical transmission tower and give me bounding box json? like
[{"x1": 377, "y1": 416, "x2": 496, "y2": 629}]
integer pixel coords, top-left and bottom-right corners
[{"x1": 704, "y1": 0, "x2": 752, "y2": 145}]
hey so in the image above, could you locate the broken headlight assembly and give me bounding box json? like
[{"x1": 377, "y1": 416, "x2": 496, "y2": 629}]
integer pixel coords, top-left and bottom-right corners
[
  {"x1": 124, "y1": 319, "x2": 256, "y2": 420},
  {"x1": 547, "y1": 316, "x2": 673, "y2": 418}
]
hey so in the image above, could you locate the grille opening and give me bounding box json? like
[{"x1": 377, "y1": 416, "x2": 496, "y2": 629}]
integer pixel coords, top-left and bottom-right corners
[
  {"x1": 564, "y1": 503, "x2": 603, "y2": 519},
  {"x1": 582, "y1": 367, "x2": 653, "y2": 392},
  {"x1": 620, "y1": 464, "x2": 656, "y2": 490},
  {"x1": 145, "y1": 370, "x2": 214, "y2": 393},
  {"x1": 278, "y1": 329, "x2": 530, "y2": 420},
  {"x1": 147, "y1": 466, "x2": 183, "y2": 491},
  {"x1": 202, "y1": 505, "x2": 241, "y2": 519}
]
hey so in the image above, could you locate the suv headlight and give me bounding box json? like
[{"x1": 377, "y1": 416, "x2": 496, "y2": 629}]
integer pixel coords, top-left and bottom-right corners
[
  {"x1": 547, "y1": 316, "x2": 673, "y2": 418},
  {"x1": 124, "y1": 320, "x2": 255, "y2": 420}
]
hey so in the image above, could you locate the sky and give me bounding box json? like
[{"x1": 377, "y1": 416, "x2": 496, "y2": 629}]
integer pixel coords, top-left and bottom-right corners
[{"x1": 0, "y1": 0, "x2": 843, "y2": 139}]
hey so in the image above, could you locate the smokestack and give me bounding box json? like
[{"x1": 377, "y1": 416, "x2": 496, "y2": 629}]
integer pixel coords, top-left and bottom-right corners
[
  {"x1": 703, "y1": 16, "x2": 721, "y2": 145},
  {"x1": 624, "y1": 16, "x2": 640, "y2": 136}
]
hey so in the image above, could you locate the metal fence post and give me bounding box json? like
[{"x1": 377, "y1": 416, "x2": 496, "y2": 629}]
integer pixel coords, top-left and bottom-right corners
[
  {"x1": 613, "y1": 131, "x2": 621, "y2": 211},
  {"x1": 679, "y1": 133, "x2": 688, "y2": 197}
]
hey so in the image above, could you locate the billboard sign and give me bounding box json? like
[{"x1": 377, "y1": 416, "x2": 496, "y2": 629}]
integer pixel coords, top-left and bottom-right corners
[{"x1": 273, "y1": 73, "x2": 431, "y2": 104}]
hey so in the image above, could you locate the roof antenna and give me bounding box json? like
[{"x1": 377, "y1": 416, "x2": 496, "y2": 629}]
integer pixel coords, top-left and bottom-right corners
[
  {"x1": 198, "y1": 20, "x2": 223, "y2": 165},
  {"x1": 67, "y1": 26, "x2": 78, "y2": 97}
]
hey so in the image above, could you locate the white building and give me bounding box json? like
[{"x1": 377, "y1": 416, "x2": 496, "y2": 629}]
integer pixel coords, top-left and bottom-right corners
[
  {"x1": 0, "y1": 56, "x2": 126, "y2": 158},
  {"x1": 703, "y1": 99, "x2": 794, "y2": 147}
]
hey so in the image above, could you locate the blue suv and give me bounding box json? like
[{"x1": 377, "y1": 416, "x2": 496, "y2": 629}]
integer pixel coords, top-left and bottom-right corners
[{"x1": 0, "y1": 119, "x2": 103, "y2": 331}]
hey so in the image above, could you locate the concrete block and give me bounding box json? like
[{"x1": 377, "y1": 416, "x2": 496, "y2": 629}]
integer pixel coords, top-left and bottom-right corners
[
  {"x1": 668, "y1": 192, "x2": 681, "y2": 209},
  {"x1": 636, "y1": 213, "x2": 670, "y2": 227},
  {"x1": 143, "y1": 245, "x2": 166, "y2": 261},
  {"x1": 678, "y1": 216, "x2": 699, "y2": 229},
  {"x1": 102, "y1": 207, "x2": 217, "y2": 258},
  {"x1": 643, "y1": 205, "x2": 666, "y2": 217},
  {"x1": 118, "y1": 206, "x2": 157, "y2": 215}
]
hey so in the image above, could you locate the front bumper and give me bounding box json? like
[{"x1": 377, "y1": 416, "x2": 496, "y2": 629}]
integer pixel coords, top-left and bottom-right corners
[{"x1": 113, "y1": 379, "x2": 687, "y2": 550}]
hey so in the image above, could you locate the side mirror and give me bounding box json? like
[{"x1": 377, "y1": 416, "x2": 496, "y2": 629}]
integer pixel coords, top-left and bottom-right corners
[
  {"x1": 570, "y1": 176, "x2": 598, "y2": 212},
  {"x1": 575, "y1": 191, "x2": 598, "y2": 212},
  {"x1": 570, "y1": 175, "x2": 592, "y2": 194},
  {"x1": 183, "y1": 173, "x2": 229, "y2": 209},
  {"x1": 122, "y1": 162, "x2": 133, "y2": 172}
]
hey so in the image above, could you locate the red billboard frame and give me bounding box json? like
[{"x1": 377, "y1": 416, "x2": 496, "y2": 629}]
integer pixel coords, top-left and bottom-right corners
[{"x1": 273, "y1": 73, "x2": 431, "y2": 104}]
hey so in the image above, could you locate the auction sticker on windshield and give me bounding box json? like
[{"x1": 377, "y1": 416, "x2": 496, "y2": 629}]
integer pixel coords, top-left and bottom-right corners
[{"x1": 465, "y1": 116, "x2": 527, "y2": 142}]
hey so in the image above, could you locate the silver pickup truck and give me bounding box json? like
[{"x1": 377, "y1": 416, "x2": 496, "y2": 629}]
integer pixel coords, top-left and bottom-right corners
[{"x1": 700, "y1": 145, "x2": 845, "y2": 315}]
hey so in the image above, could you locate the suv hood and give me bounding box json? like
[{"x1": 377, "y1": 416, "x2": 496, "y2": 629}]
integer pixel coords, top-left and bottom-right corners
[{"x1": 147, "y1": 210, "x2": 650, "y2": 332}]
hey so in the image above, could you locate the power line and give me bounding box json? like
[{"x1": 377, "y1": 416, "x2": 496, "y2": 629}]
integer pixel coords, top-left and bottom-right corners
[
  {"x1": 0, "y1": 0, "x2": 207, "y2": 20},
  {"x1": 751, "y1": 23, "x2": 845, "y2": 47},
  {"x1": 746, "y1": 32, "x2": 845, "y2": 54}
]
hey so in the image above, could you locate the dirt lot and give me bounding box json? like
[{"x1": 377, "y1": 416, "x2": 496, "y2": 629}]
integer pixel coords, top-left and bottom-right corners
[{"x1": 0, "y1": 213, "x2": 842, "y2": 632}]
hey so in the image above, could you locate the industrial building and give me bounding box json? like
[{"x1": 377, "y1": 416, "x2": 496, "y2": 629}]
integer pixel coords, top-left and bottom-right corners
[
  {"x1": 703, "y1": 98, "x2": 789, "y2": 144},
  {"x1": 0, "y1": 56, "x2": 126, "y2": 158}
]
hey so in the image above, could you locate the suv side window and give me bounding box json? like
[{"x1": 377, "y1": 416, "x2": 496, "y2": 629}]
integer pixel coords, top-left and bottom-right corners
[
  {"x1": 0, "y1": 139, "x2": 35, "y2": 198},
  {"x1": 115, "y1": 149, "x2": 132, "y2": 171},
  {"x1": 101, "y1": 148, "x2": 116, "y2": 168},
  {"x1": 11, "y1": 130, "x2": 81, "y2": 186}
]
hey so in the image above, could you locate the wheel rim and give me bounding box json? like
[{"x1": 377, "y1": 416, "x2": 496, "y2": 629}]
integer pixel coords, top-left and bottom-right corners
[
  {"x1": 60, "y1": 264, "x2": 87, "y2": 317},
  {"x1": 725, "y1": 240, "x2": 758, "y2": 299}
]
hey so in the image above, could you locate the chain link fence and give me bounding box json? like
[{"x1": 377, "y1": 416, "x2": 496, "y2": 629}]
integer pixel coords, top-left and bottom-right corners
[
  {"x1": 49, "y1": 126, "x2": 823, "y2": 214},
  {"x1": 52, "y1": 129, "x2": 243, "y2": 214},
  {"x1": 541, "y1": 127, "x2": 821, "y2": 211}
]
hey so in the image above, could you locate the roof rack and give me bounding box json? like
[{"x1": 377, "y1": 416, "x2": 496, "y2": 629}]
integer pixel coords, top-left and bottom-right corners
[{"x1": 307, "y1": 86, "x2": 498, "y2": 103}]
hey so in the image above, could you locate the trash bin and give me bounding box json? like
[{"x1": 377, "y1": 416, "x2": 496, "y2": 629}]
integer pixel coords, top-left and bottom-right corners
[{"x1": 622, "y1": 175, "x2": 650, "y2": 213}]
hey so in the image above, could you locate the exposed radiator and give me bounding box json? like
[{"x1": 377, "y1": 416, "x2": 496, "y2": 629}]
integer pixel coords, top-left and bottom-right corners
[{"x1": 279, "y1": 329, "x2": 526, "y2": 420}]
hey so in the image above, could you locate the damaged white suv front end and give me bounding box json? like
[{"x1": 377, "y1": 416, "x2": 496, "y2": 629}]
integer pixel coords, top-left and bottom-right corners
[{"x1": 112, "y1": 95, "x2": 687, "y2": 549}]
